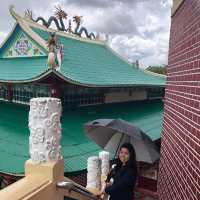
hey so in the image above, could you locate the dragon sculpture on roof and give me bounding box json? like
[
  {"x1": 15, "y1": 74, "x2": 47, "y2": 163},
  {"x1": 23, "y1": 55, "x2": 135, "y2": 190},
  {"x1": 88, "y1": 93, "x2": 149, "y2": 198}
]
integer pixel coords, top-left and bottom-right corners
[
  {"x1": 25, "y1": 6, "x2": 96, "y2": 39},
  {"x1": 25, "y1": 6, "x2": 67, "y2": 32},
  {"x1": 73, "y1": 16, "x2": 95, "y2": 39}
]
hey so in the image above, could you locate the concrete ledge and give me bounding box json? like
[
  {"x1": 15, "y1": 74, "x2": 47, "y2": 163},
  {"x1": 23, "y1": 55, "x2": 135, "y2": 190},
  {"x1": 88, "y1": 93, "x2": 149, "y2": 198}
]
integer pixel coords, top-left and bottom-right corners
[
  {"x1": 0, "y1": 175, "x2": 51, "y2": 200},
  {"x1": 172, "y1": 0, "x2": 185, "y2": 16},
  {"x1": 25, "y1": 160, "x2": 64, "y2": 182},
  {"x1": 0, "y1": 160, "x2": 64, "y2": 200}
]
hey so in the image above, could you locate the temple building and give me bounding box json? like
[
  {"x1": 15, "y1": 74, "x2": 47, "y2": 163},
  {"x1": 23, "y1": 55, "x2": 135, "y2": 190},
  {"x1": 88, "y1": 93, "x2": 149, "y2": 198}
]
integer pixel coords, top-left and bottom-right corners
[{"x1": 0, "y1": 6, "x2": 165, "y2": 187}]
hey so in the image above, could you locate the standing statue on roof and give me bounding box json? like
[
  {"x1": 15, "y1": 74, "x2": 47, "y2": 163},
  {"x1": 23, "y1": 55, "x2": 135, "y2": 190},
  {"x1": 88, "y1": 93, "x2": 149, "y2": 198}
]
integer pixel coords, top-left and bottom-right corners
[
  {"x1": 73, "y1": 16, "x2": 96, "y2": 39},
  {"x1": 47, "y1": 33, "x2": 64, "y2": 70},
  {"x1": 25, "y1": 6, "x2": 67, "y2": 32},
  {"x1": 56, "y1": 44, "x2": 64, "y2": 71},
  {"x1": 47, "y1": 32, "x2": 58, "y2": 69}
]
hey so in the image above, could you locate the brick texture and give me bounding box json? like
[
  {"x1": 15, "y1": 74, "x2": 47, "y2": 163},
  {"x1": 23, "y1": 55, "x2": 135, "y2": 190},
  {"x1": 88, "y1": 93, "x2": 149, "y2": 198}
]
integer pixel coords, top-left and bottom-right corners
[{"x1": 158, "y1": 0, "x2": 200, "y2": 199}]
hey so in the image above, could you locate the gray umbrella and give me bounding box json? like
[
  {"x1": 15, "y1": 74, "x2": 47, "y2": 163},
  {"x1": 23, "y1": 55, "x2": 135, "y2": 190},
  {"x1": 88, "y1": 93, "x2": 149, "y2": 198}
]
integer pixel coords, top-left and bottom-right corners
[{"x1": 84, "y1": 118, "x2": 160, "y2": 164}]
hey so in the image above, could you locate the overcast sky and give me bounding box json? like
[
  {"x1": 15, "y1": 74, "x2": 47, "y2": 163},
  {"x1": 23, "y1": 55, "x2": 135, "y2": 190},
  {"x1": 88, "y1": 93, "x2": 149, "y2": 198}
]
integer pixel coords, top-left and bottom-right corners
[{"x1": 0, "y1": 0, "x2": 172, "y2": 68}]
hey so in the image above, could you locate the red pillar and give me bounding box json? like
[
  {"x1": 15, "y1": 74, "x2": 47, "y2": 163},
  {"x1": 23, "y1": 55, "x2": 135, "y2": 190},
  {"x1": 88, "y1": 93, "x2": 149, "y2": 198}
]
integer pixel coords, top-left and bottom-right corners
[{"x1": 50, "y1": 84, "x2": 60, "y2": 98}]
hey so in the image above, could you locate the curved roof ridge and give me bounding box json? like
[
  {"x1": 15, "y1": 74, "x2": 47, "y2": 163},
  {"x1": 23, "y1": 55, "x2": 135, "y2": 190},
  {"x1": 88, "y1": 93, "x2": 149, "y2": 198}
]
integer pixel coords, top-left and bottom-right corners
[
  {"x1": 9, "y1": 5, "x2": 106, "y2": 46},
  {"x1": 9, "y1": 5, "x2": 48, "y2": 51},
  {"x1": 0, "y1": 23, "x2": 18, "y2": 49},
  {"x1": 143, "y1": 69, "x2": 167, "y2": 78},
  {"x1": 105, "y1": 43, "x2": 135, "y2": 67},
  {"x1": 29, "y1": 21, "x2": 105, "y2": 45}
]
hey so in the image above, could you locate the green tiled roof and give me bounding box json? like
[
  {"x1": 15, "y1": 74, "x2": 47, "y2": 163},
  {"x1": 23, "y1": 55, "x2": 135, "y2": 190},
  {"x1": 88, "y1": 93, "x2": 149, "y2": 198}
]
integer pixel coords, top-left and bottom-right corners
[
  {"x1": 0, "y1": 8, "x2": 165, "y2": 87},
  {"x1": 0, "y1": 57, "x2": 47, "y2": 81},
  {"x1": 0, "y1": 19, "x2": 166, "y2": 86},
  {"x1": 0, "y1": 100, "x2": 163, "y2": 175},
  {"x1": 31, "y1": 27, "x2": 166, "y2": 87}
]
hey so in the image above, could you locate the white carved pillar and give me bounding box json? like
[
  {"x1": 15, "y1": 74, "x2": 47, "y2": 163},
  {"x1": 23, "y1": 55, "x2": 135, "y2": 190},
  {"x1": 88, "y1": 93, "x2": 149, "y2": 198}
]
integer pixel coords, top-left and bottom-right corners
[{"x1": 29, "y1": 97, "x2": 62, "y2": 164}]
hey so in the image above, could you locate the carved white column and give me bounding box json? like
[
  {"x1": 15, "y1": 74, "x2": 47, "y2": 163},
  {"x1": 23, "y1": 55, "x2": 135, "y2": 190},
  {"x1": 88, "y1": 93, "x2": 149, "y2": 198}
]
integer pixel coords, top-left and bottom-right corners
[
  {"x1": 29, "y1": 97, "x2": 62, "y2": 164},
  {"x1": 86, "y1": 156, "x2": 101, "y2": 193}
]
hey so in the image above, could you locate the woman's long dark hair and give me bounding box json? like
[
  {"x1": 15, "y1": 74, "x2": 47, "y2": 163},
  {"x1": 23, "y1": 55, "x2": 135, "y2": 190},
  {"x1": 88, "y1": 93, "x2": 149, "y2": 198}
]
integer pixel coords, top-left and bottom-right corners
[
  {"x1": 115, "y1": 143, "x2": 137, "y2": 172},
  {"x1": 107, "y1": 143, "x2": 138, "y2": 182}
]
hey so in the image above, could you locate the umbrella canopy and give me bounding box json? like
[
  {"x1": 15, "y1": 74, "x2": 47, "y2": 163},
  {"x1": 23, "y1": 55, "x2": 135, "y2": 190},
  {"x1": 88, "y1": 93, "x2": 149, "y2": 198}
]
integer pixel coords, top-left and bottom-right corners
[{"x1": 84, "y1": 119, "x2": 160, "y2": 164}]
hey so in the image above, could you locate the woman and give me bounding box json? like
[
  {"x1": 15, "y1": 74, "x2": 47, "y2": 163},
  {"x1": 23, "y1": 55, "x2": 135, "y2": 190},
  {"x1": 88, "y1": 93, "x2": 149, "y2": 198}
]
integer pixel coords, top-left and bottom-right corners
[{"x1": 101, "y1": 143, "x2": 138, "y2": 200}]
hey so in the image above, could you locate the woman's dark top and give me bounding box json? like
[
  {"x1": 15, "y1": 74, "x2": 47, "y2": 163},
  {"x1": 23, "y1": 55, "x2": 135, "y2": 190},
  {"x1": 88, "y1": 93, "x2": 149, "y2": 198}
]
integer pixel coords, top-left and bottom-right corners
[{"x1": 105, "y1": 165, "x2": 137, "y2": 200}]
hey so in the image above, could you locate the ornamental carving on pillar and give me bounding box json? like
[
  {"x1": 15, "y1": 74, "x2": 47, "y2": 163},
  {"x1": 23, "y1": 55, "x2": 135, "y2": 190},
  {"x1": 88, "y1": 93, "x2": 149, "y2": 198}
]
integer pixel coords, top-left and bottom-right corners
[{"x1": 29, "y1": 97, "x2": 62, "y2": 164}]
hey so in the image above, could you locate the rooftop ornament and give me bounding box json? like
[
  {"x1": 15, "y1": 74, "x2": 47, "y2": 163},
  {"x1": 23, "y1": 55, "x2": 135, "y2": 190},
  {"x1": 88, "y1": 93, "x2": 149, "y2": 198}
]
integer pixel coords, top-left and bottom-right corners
[
  {"x1": 46, "y1": 32, "x2": 63, "y2": 70},
  {"x1": 25, "y1": 6, "x2": 96, "y2": 39},
  {"x1": 73, "y1": 16, "x2": 96, "y2": 39}
]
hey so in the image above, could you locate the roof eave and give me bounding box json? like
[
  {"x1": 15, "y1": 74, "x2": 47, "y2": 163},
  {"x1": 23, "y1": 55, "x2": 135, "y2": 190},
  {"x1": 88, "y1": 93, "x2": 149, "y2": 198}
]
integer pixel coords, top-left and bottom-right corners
[
  {"x1": 53, "y1": 70, "x2": 166, "y2": 88},
  {"x1": 0, "y1": 69, "x2": 52, "y2": 84}
]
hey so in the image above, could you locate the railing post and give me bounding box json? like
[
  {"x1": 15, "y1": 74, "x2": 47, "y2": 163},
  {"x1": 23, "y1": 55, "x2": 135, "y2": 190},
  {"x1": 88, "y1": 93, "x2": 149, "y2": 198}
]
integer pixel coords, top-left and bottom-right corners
[{"x1": 29, "y1": 97, "x2": 62, "y2": 164}]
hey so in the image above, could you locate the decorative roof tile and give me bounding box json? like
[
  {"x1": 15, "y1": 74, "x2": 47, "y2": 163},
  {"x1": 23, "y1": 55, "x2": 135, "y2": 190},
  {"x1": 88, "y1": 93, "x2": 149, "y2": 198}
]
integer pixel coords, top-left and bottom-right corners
[
  {"x1": 31, "y1": 26, "x2": 166, "y2": 87},
  {"x1": 0, "y1": 57, "x2": 48, "y2": 82}
]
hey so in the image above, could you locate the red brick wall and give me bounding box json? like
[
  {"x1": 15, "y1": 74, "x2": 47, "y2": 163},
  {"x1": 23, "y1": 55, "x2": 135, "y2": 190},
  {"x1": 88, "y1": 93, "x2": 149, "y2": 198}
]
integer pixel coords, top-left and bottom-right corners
[{"x1": 158, "y1": 0, "x2": 200, "y2": 199}]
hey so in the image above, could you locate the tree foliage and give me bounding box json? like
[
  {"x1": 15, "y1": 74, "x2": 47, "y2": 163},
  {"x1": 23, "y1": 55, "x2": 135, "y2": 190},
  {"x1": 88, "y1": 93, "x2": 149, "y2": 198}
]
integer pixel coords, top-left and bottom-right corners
[{"x1": 146, "y1": 66, "x2": 167, "y2": 75}]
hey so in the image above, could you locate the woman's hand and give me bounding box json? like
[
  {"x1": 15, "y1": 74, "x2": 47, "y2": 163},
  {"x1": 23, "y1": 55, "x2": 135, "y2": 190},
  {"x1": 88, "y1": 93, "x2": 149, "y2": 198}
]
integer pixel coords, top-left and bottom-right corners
[
  {"x1": 94, "y1": 182, "x2": 107, "y2": 199},
  {"x1": 93, "y1": 194, "x2": 102, "y2": 200},
  {"x1": 106, "y1": 182, "x2": 112, "y2": 187},
  {"x1": 101, "y1": 182, "x2": 106, "y2": 191},
  {"x1": 94, "y1": 191, "x2": 104, "y2": 200}
]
